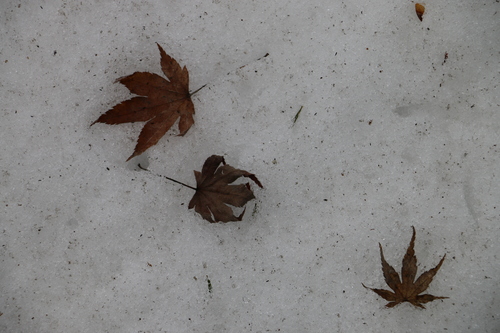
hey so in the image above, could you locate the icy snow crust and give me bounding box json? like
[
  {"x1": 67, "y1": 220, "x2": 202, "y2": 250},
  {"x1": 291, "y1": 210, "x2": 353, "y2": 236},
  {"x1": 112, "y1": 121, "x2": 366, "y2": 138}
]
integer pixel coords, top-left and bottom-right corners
[{"x1": 1, "y1": 1, "x2": 499, "y2": 332}]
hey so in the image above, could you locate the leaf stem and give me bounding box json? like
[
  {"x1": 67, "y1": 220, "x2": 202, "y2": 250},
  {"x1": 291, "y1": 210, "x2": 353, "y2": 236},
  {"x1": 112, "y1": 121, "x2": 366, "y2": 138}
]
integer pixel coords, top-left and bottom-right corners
[
  {"x1": 138, "y1": 164, "x2": 197, "y2": 190},
  {"x1": 189, "y1": 84, "x2": 207, "y2": 97}
]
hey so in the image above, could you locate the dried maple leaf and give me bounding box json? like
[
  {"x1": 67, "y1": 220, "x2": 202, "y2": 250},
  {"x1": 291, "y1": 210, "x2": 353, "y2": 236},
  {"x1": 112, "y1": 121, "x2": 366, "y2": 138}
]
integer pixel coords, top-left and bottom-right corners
[
  {"x1": 92, "y1": 43, "x2": 202, "y2": 161},
  {"x1": 363, "y1": 226, "x2": 448, "y2": 309},
  {"x1": 188, "y1": 155, "x2": 263, "y2": 223}
]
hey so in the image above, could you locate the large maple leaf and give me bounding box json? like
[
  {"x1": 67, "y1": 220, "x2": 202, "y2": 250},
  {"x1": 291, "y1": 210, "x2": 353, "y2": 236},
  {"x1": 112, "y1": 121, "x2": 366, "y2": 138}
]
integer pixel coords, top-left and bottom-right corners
[
  {"x1": 92, "y1": 43, "x2": 200, "y2": 161},
  {"x1": 363, "y1": 226, "x2": 448, "y2": 309},
  {"x1": 188, "y1": 155, "x2": 263, "y2": 223}
]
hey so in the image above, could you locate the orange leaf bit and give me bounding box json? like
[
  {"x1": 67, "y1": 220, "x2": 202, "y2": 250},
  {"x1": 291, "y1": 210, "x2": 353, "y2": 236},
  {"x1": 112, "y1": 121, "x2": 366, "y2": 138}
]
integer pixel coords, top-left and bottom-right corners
[{"x1": 415, "y1": 3, "x2": 425, "y2": 21}]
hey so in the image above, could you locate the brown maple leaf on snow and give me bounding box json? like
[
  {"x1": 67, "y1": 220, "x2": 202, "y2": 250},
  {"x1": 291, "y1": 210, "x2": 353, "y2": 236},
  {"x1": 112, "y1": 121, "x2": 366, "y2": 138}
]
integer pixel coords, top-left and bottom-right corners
[
  {"x1": 188, "y1": 155, "x2": 263, "y2": 223},
  {"x1": 363, "y1": 226, "x2": 448, "y2": 309},
  {"x1": 92, "y1": 43, "x2": 202, "y2": 161}
]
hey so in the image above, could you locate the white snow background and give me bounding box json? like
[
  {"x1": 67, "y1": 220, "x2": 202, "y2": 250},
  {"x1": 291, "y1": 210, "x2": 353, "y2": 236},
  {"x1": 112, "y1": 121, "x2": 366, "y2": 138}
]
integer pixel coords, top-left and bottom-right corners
[{"x1": 1, "y1": 1, "x2": 499, "y2": 332}]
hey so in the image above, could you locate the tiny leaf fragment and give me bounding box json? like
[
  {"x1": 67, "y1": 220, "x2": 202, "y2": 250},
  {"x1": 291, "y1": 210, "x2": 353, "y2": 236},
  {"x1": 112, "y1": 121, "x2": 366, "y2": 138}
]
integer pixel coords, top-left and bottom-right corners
[
  {"x1": 292, "y1": 106, "x2": 303, "y2": 126},
  {"x1": 415, "y1": 3, "x2": 425, "y2": 21}
]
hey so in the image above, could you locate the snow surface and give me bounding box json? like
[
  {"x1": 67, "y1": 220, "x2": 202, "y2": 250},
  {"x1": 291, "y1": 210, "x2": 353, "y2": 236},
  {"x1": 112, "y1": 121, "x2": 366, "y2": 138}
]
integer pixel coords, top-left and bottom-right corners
[{"x1": 1, "y1": 0, "x2": 499, "y2": 332}]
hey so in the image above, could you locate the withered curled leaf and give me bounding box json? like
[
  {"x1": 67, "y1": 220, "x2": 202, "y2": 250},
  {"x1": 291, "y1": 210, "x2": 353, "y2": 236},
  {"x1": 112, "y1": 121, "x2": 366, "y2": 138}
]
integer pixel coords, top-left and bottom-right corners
[
  {"x1": 92, "y1": 43, "x2": 199, "y2": 161},
  {"x1": 363, "y1": 226, "x2": 448, "y2": 309},
  {"x1": 188, "y1": 155, "x2": 263, "y2": 223}
]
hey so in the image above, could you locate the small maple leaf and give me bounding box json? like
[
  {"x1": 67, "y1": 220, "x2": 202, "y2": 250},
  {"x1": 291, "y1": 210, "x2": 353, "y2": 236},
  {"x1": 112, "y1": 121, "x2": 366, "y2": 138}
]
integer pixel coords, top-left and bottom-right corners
[
  {"x1": 92, "y1": 43, "x2": 202, "y2": 161},
  {"x1": 188, "y1": 155, "x2": 263, "y2": 223},
  {"x1": 363, "y1": 226, "x2": 448, "y2": 309}
]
